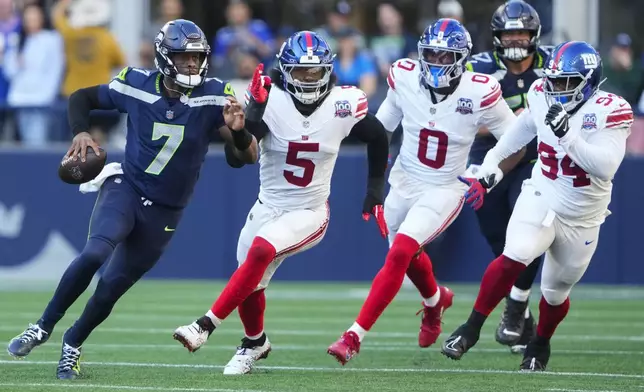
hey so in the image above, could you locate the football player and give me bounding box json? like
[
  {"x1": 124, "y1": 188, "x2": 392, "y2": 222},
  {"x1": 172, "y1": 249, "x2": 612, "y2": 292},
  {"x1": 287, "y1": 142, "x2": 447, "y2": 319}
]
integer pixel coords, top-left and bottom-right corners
[
  {"x1": 326, "y1": 19, "x2": 525, "y2": 366},
  {"x1": 442, "y1": 41, "x2": 632, "y2": 371},
  {"x1": 172, "y1": 31, "x2": 390, "y2": 375},
  {"x1": 6, "y1": 20, "x2": 257, "y2": 379},
  {"x1": 467, "y1": 0, "x2": 552, "y2": 353}
]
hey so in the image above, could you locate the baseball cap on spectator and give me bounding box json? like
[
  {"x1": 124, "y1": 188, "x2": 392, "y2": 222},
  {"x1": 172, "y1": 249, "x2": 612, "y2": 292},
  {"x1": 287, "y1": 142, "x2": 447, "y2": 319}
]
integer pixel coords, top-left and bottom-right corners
[
  {"x1": 332, "y1": 0, "x2": 352, "y2": 16},
  {"x1": 437, "y1": 0, "x2": 463, "y2": 19},
  {"x1": 615, "y1": 33, "x2": 632, "y2": 48}
]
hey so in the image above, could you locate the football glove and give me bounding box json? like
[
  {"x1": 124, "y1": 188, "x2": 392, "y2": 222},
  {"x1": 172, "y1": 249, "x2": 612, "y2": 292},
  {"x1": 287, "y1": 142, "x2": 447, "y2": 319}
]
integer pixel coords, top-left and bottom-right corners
[
  {"x1": 544, "y1": 102, "x2": 570, "y2": 138},
  {"x1": 245, "y1": 64, "x2": 272, "y2": 122},
  {"x1": 458, "y1": 165, "x2": 502, "y2": 211},
  {"x1": 363, "y1": 177, "x2": 388, "y2": 238}
]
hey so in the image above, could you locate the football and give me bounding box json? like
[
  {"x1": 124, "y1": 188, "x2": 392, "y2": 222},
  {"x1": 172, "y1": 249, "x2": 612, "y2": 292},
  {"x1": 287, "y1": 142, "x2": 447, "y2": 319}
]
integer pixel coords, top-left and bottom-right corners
[{"x1": 58, "y1": 147, "x2": 107, "y2": 184}]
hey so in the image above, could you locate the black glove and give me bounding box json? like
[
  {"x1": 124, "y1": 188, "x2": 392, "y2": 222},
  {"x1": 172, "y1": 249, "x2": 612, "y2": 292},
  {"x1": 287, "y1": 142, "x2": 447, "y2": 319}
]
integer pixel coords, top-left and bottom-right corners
[{"x1": 544, "y1": 102, "x2": 570, "y2": 138}]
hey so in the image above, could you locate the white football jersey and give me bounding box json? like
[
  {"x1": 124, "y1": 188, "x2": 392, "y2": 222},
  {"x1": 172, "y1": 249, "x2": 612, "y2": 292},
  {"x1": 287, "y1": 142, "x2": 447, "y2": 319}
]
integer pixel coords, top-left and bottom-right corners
[
  {"x1": 377, "y1": 58, "x2": 516, "y2": 196},
  {"x1": 257, "y1": 86, "x2": 368, "y2": 210},
  {"x1": 524, "y1": 79, "x2": 633, "y2": 226}
]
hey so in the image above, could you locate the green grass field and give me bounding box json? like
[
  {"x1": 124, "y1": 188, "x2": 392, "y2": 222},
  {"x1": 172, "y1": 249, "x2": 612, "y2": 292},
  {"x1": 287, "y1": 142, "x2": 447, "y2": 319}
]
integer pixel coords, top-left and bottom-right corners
[{"x1": 0, "y1": 281, "x2": 643, "y2": 392}]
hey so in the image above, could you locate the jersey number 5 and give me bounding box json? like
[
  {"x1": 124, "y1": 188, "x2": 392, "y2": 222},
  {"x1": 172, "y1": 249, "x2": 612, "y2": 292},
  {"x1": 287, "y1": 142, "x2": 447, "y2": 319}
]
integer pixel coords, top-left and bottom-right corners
[
  {"x1": 145, "y1": 122, "x2": 185, "y2": 175},
  {"x1": 418, "y1": 128, "x2": 448, "y2": 169},
  {"x1": 538, "y1": 142, "x2": 590, "y2": 187},
  {"x1": 284, "y1": 142, "x2": 319, "y2": 187}
]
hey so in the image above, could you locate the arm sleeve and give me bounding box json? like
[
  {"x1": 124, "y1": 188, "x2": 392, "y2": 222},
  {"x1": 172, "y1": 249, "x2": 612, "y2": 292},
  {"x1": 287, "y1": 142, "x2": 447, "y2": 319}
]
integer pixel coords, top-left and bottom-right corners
[
  {"x1": 375, "y1": 87, "x2": 403, "y2": 132},
  {"x1": 349, "y1": 113, "x2": 389, "y2": 179},
  {"x1": 482, "y1": 108, "x2": 538, "y2": 168},
  {"x1": 559, "y1": 125, "x2": 630, "y2": 181},
  {"x1": 69, "y1": 85, "x2": 120, "y2": 135}
]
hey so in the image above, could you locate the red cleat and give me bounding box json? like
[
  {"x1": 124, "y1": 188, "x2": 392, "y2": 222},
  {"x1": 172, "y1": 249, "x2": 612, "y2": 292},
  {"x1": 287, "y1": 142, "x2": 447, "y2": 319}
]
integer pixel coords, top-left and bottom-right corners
[
  {"x1": 417, "y1": 286, "x2": 454, "y2": 348},
  {"x1": 327, "y1": 331, "x2": 361, "y2": 366}
]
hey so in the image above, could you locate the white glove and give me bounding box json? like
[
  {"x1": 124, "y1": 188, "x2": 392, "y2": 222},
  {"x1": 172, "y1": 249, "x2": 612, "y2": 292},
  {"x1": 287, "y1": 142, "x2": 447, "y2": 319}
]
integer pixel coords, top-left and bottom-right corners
[{"x1": 463, "y1": 164, "x2": 503, "y2": 191}]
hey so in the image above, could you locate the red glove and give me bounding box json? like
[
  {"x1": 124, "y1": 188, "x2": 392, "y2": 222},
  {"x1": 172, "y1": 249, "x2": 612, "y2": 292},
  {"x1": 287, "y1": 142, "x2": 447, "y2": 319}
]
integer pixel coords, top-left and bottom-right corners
[
  {"x1": 363, "y1": 205, "x2": 388, "y2": 239},
  {"x1": 458, "y1": 176, "x2": 486, "y2": 211},
  {"x1": 248, "y1": 63, "x2": 272, "y2": 104}
]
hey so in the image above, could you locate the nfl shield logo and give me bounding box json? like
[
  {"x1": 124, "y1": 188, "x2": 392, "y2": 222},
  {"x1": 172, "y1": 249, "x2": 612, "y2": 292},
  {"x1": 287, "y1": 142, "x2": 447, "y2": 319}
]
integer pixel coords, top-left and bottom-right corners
[
  {"x1": 165, "y1": 110, "x2": 174, "y2": 120},
  {"x1": 517, "y1": 79, "x2": 524, "y2": 88},
  {"x1": 430, "y1": 108, "x2": 436, "y2": 114}
]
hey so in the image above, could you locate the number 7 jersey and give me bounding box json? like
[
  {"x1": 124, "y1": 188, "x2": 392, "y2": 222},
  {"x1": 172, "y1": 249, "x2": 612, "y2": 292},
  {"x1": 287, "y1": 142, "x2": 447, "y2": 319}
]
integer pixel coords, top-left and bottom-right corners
[
  {"x1": 257, "y1": 86, "x2": 368, "y2": 210},
  {"x1": 377, "y1": 58, "x2": 516, "y2": 195}
]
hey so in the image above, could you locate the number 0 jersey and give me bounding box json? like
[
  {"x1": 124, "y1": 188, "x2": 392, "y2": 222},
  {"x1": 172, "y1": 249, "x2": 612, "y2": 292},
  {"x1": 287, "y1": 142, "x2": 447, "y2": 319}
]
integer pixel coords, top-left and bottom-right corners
[
  {"x1": 483, "y1": 80, "x2": 633, "y2": 227},
  {"x1": 376, "y1": 58, "x2": 516, "y2": 197},
  {"x1": 97, "y1": 67, "x2": 233, "y2": 208},
  {"x1": 257, "y1": 86, "x2": 368, "y2": 210}
]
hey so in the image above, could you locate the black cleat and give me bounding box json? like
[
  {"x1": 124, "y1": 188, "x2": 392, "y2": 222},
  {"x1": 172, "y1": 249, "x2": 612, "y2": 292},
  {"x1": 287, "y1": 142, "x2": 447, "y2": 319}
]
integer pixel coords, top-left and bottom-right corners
[
  {"x1": 56, "y1": 343, "x2": 82, "y2": 380},
  {"x1": 520, "y1": 338, "x2": 550, "y2": 372},
  {"x1": 495, "y1": 297, "x2": 529, "y2": 346},
  {"x1": 441, "y1": 323, "x2": 480, "y2": 360},
  {"x1": 510, "y1": 309, "x2": 535, "y2": 354},
  {"x1": 7, "y1": 324, "x2": 49, "y2": 358}
]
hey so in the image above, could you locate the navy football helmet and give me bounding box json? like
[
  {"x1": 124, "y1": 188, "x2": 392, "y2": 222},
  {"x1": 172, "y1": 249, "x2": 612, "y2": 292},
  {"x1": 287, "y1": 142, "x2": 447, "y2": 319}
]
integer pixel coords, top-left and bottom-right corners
[
  {"x1": 277, "y1": 31, "x2": 335, "y2": 105},
  {"x1": 418, "y1": 18, "x2": 472, "y2": 90},
  {"x1": 543, "y1": 41, "x2": 603, "y2": 112},
  {"x1": 154, "y1": 19, "x2": 210, "y2": 88},
  {"x1": 491, "y1": 0, "x2": 541, "y2": 62}
]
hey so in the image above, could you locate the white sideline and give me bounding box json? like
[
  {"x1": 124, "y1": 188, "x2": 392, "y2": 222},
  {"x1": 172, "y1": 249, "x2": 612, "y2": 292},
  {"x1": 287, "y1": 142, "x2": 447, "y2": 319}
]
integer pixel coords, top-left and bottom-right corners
[
  {"x1": 0, "y1": 383, "x2": 264, "y2": 392},
  {"x1": 0, "y1": 360, "x2": 643, "y2": 379}
]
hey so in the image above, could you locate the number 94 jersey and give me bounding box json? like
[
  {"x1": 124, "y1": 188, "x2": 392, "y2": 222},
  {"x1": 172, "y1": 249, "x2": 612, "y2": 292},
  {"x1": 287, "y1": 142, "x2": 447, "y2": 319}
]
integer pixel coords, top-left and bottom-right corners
[
  {"x1": 258, "y1": 86, "x2": 368, "y2": 210},
  {"x1": 377, "y1": 58, "x2": 516, "y2": 196},
  {"x1": 525, "y1": 80, "x2": 633, "y2": 226}
]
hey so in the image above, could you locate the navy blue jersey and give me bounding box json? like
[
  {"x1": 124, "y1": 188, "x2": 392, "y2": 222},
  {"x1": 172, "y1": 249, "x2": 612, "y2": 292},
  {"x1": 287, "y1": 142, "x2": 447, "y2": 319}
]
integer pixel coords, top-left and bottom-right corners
[
  {"x1": 97, "y1": 67, "x2": 234, "y2": 208},
  {"x1": 467, "y1": 46, "x2": 553, "y2": 165}
]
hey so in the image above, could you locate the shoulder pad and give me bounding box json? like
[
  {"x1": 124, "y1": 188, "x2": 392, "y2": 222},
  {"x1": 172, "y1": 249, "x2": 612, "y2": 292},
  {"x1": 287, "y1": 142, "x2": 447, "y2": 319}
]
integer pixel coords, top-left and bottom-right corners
[
  {"x1": 202, "y1": 77, "x2": 235, "y2": 97},
  {"x1": 463, "y1": 72, "x2": 502, "y2": 110},
  {"x1": 113, "y1": 67, "x2": 153, "y2": 87},
  {"x1": 387, "y1": 58, "x2": 419, "y2": 91},
  {"x1": 525, "y1": 79, "x2": 545, "y2": 108},
  {"x1": 466, "y1": 51, "x2": 498, "y2": 73},
  {"x1": 331, "y1": 85, "x2": 368, "y2": 120},
  {"x1": 595, "y1": 93, "x2": 634, "y2": 130}
]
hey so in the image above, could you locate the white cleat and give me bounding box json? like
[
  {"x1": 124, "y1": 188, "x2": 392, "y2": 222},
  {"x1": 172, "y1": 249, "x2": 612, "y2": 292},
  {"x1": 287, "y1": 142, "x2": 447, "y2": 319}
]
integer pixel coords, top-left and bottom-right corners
[
  {"x1": 173, "y1": 322, "x2": 210, "y2": 353},
  {"x1": 223, "y1": 335, "x2": 272, "y2": 375}
]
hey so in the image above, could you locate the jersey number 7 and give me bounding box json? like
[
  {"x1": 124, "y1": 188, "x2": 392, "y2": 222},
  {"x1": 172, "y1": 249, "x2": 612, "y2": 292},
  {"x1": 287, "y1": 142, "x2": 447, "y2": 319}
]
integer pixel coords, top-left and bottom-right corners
[
  {"x1": 284, "y1": 142, "x2": 319, "y2": 187},
  {"x1": 145, "y1": 123, "x2": 185, "y2": 175}
]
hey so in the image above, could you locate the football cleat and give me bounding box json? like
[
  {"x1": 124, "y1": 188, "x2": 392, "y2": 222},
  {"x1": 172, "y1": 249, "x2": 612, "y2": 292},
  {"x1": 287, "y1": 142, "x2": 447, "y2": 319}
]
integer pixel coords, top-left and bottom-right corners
[
  {"x1": 510, "y1": 309, "x2": 536, "y2": 354},
  {"x1": 417, "y1": 286, "x2": 454, "y2": 348},
  {"x1": 7, "y1": 324, "x2": 49, "y2": 358},
  {"x1": 173, "y1": 317, "x2": 213, "y2": 353},
  {"x1": 520, "y1": 337, "x2": 550, "y2": 371},
  {"x1": 223, "y1": 334, "x2": 271, "y2": 375},
  {"x1": 327, "y1": 331, "x2": 360, "y2": 366},
  {"x1": 441, "y1": 323, "x2": 480, "y2": 360},
  {"x1": 56, "y1": 342, "x2": 82, "y2": 380},
  {"x1": 495, "y1": 297, "x2": 529, "y2": 346}
]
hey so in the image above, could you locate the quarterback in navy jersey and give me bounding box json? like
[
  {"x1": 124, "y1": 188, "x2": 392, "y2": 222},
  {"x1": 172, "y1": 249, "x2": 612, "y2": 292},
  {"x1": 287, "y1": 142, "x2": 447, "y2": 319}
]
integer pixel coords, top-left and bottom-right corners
[
  {"x1": 466, "y1": 1, "x2": 551, "y2": 353},
  {"x1": 6, "y1": 20, "x2": 257, "y2": 380}
]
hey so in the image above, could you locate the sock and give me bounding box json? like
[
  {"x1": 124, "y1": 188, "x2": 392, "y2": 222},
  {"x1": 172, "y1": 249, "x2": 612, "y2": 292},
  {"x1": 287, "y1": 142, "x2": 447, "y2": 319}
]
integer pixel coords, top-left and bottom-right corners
[
  {"x1": 355, "y1": 234, "x2": 419, "y2": 331},
  {"x1": 210, "y1": 237, "x2": 276, "y2": 320},
  {"x1": 536, "y1": 296, "x2": 570, "y2": 340},
  {"x1": 473, "y1": 255, "x2": 526, "y2": 316},
  {"x1": 202, "y1": 311, "x2": 220, "y2": 333},
  {"x1": 406, "y1": 251, "x2": 439, "y2": 302},
  {"x1": 423, "y1": 290, "x2": 440, "y2": 307},
  {"x1": 510, "y1": 286, "x2": 531, "y2": 302},
  {"x1": 39, "y1": 239, "x2": 113, "y2": 334},
  {"x1": 513, "y1": 256, "x2": 541, "y2": 290},
  {"x1": 239, "y1": 289, "x2": 266, "y2": 338},
  {"x1": 348, "y1": 322, "x2": 368, "y2": 342}
]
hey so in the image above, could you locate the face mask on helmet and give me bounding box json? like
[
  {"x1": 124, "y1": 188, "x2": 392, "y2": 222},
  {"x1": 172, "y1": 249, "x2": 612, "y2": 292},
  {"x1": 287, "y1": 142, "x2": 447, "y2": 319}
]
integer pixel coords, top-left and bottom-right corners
[
  {"x1": 280, "y1": 63, "x2": 333, "y2": 105},
  {"x1": 418, "y1": 46, "x2": 465, "y2": 89},
  {"x1": 494, "y1": 29, "x2": 537, "y2": 61},
  {"x1": 156, "y1": 44, "x2": 209, "y2": 88},
  {"x1": 544, "y1": 75, "x2": 589, "y2": 112}
]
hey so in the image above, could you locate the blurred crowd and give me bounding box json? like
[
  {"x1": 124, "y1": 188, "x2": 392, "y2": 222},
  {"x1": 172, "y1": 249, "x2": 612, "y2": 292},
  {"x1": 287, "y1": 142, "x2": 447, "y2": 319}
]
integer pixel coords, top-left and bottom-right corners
[{"x1": 0, "y1": 0, "x2": 644, "y2": 156}]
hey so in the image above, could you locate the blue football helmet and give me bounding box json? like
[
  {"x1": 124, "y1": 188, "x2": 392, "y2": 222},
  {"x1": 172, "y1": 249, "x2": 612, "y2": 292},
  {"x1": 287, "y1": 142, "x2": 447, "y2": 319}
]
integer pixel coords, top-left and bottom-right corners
[
  {"x1": 154, "y1": 19, "x2": 210, "y2": 88},
  {"x1": 277, "y1": 31, "x2": 335, "y2": 105},
  {"x1": 490, "y1": 0, "x2": 541, "y2": 62},
  {"x1": 418, "y1": 18, "x2": 472, "y2": 90},
  {"x1": 543, "y1": 41, "x2": 603, "y2": 112}
]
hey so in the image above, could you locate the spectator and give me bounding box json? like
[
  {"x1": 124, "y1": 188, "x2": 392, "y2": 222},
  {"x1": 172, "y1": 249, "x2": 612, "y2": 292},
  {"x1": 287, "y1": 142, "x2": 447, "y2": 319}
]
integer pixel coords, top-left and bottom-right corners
[
  {"x1": 603, "y1": 34, "x2": 642, "y2": 106},
  {"x1": 52, "y1": 0, "x2": 126, "y2": 144},
  {"x1": 212, "y1": 0, "x2": 274, "y2": 75},
  {"x1": 4, "y1": 3, "x2": 63, "y2": 146},
  {"x1": 333, "y1": 27, "x2": 377, "y2": 97},
  {"x1": 228, "y1": 47, "x2": 259, "y2": 106},
  {"x1": 139, "y1": 0, "x2": 183, "y2": 69},
  {"x1": 0, "y1": 0, "x2": 21, "y2": 140},
  {"x1": 314, "y1": 0, "x2": 364, "y2": 52},
  {"x1": 370, "y1": 2, "x2": 417, "y2": 79}
]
